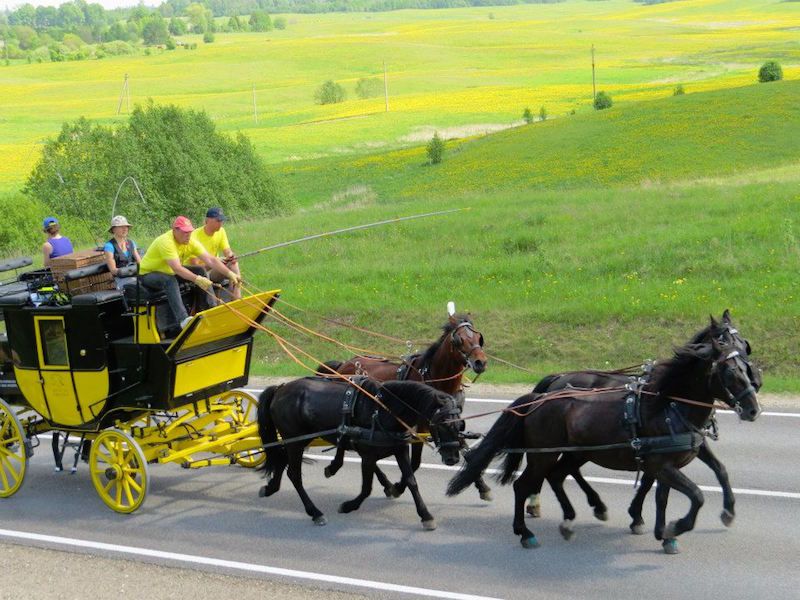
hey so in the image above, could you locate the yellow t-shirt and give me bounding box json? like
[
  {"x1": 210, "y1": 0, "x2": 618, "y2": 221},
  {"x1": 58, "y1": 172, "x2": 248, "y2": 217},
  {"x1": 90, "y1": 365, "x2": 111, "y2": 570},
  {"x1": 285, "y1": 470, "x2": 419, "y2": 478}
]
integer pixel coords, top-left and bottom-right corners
[
  {"x1": 191, "y1": 227, "x2": 230, "y2": 258},
  {"x1": 140, "y1": 231, "x2": 207, "y2": 275}
]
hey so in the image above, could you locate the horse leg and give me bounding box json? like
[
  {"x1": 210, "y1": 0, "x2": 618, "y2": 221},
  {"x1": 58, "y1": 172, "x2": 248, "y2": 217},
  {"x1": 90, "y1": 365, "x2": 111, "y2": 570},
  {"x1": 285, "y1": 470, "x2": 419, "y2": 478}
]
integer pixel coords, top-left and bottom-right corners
[
  {"x1": 572, "y1": 467, "x2": 608, "y2": 521},
  {"x1": 657, "y1": 465, "x2": 705, "y2": 554},
  {"x1": 339, "y1": 451, "x2": 376, "y2": 514},
  {"x1": 514, "y1": 456, "x2": 557, "y2": 548},
  {"x1": 285, "y1": 444, "x2": 326, "y2": 526},
  {"x1": 627, "y1": 473, "x2": 655, "y2": 535},
  {"x1": 324, "y1": 446, "x2": 345, "y2": 478},
  {"x1": 697, "y1": 442, "x2": 735, "y2": 527},
  {"x1": 653, "y1": 480, "x2": 675, "y2": 553},
  {"x1": 387, "y1": 442, "x2": 420, "y2": 498},
  {"x1": 394, "y1": 446, "x2": 436, "y2": 530},
  {"x1": 258, "y1": 453, "x2": 287, "y2": 498},
  {"x1": 462, "y1": 441, "x2": 492, "y2": 501},
  {"x1": 545, "y1": 456, "x2": 581, "y2": 540},
  {"x1": 374, "y1": 465, "x2": 399, "y2": 498}
]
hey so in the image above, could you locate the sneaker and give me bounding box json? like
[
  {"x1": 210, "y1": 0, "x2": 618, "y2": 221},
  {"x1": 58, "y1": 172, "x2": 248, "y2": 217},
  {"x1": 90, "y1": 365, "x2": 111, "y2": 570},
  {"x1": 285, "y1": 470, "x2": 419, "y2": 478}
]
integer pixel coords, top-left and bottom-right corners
[{"x1": 180, "y1": 316, "x2": 192, "y2": 329}]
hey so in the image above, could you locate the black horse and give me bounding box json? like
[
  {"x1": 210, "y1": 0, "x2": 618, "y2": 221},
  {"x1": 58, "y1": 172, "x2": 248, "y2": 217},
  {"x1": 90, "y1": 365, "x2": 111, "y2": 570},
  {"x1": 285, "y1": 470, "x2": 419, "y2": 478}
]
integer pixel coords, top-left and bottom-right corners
[
  {"x1": 526, "y1": 311, "x2": 761, "y2": 535},
  {"x1": 257, "y1": 377, "x2": 462, "y2": 529},
  {"x1": 447, "y1": 324, "x2": 760, "y2": 553}
]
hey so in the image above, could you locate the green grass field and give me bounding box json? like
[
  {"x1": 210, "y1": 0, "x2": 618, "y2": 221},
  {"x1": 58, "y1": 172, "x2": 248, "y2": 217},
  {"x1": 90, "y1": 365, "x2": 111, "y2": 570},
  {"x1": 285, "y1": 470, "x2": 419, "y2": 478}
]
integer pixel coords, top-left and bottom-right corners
[{"x1": 1, "y1": 1, "x2": 799, "y2": 389}]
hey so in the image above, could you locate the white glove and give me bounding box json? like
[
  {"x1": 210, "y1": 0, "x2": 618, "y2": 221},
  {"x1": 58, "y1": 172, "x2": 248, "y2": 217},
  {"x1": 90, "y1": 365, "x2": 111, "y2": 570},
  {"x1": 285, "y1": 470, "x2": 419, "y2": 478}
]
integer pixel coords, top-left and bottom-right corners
[
  {"x1": 228, "y1": 273, "x2": 242, "y2": 287},
  {"x1": 195, "y1": 275, "x2": 213, "y2": 291}
]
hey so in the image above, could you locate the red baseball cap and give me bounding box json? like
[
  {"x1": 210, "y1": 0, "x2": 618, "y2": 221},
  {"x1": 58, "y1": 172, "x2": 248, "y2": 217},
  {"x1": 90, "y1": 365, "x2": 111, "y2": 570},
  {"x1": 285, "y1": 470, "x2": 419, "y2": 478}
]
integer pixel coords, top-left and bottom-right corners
[{"x1": 172, "y1": 216, "x2": 194, "y2": 232}]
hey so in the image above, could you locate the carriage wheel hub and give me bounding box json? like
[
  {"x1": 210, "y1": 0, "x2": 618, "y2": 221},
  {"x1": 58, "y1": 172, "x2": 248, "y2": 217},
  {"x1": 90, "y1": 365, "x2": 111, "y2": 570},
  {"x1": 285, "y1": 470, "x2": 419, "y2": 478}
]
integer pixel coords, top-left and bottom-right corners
[{"x1": 105, "y1": 465, "x2": 122, "y2": 481}]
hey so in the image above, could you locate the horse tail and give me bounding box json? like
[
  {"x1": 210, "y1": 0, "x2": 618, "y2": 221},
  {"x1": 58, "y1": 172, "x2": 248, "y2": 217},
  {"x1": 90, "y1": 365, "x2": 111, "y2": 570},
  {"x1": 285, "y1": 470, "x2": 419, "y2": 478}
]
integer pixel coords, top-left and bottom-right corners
[
  {"x1": 315, "y1": 360, "x2": 343, "y2": 377},
  {"x1": 447, "y1": 407, "x2": 525, "y2": 496},
  {"x1": 533, "y1": 373, "x2": 560, "y2": 393},
  {"x1": 258, "y1": 385, "x2": 284, "y2": 478}
]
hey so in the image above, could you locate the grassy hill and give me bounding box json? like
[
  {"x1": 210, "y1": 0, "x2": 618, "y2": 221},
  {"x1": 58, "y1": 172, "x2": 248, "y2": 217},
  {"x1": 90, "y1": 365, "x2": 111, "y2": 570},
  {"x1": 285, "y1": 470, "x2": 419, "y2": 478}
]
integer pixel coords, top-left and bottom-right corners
[
  {"x1": 276, "y1": 80, "x2": 800, "y2": 205},
  {"x1": 238, "y1": 82, "x2": 800, "y2": 389}
]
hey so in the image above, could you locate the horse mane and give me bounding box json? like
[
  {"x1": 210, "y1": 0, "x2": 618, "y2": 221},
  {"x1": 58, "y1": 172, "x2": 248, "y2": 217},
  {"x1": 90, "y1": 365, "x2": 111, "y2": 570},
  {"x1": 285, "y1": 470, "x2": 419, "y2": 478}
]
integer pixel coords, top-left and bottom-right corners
[
  {"x1": 649, "y1": 323, "x2": 724, "y2": 390},
  {"x1": 418, "y1": 313, "x2": 473, "y2": 366},
  {"x1": 381, "y1": 380, "x2": 444, "y2": 407}
]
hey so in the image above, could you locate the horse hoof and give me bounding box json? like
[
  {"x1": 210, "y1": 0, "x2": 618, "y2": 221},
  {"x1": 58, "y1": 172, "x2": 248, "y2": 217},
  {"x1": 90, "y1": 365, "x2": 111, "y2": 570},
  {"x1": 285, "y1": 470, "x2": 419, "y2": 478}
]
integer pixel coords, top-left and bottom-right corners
[
  {"x1": 313, "y1": 516, "x2": 327, "y2": 526},
  {"x1": 663, "y1": 521, "x2": 679, "y2": 540},
  {"x1": 383, "y1": 486, "x2": 394, "y2": 498},
  {"x1": 479, "y1": 490, "x2": 493, "y2": 502},
  {"x1": 338, "y1": 502, "x2": 356, "y2": 514},
  {"x1": 662, "y1": 539, "x2": 680, "y2": 554},
  {"x1": 720, "y1": 509, "x2": 735, "y2": 527},
  {"x1": 559, "y1": 520, "x2": 575, "y2": 541},
  {"x1": 520, "y1": 535, "x2": 540, "y2": 549},
  {"x1": 323, "y1": 466, "x2": 334, "y2": 478},
  {"x1": 258, "y1": 486, "x2": 268, "y2": 498},
  {"x1": 526, "y1": 505, "x2": 541, "y2": 518},
  {"x1": 630, "y1": 522, "x2": 646, "y2": 536},
  {"x1": 422, "y1": 519, "x2": 437, "y2": 531},
  {"x1": 594, "y1": 508, "x2": 609, "y2": 522}
]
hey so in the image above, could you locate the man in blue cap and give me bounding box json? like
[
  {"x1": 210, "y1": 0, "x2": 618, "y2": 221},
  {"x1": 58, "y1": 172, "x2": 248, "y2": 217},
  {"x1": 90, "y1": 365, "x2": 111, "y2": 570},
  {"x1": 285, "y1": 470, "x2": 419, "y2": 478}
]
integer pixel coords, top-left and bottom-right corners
[{"x1": 190, "y1": 207, "x2": 242, "y2": 299}]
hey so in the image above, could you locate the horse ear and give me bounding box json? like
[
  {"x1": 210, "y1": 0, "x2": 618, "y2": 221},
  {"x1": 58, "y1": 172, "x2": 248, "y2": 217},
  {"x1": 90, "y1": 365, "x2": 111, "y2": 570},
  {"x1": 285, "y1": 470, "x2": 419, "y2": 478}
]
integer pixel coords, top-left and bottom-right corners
[
  {"x1": 722, "y1": 309, "x2": 731, "y2": 324},
  {"x1": 709, "y1": 314, "x2": 719, "y2": 328}
]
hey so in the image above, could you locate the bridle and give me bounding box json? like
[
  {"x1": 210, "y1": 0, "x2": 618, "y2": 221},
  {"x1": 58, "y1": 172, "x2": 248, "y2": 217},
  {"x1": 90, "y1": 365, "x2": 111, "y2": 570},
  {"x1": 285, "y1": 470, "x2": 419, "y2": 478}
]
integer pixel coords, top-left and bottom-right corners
[
  {"x1": 428, "y1": 400, "x2": 463, "y2": 453},
  {"x1": 449, "y1": 321, "x2": 485, "y2": 365},
  {"x1": 709, "y1": 348, "x2": 757, "y2": 416}
]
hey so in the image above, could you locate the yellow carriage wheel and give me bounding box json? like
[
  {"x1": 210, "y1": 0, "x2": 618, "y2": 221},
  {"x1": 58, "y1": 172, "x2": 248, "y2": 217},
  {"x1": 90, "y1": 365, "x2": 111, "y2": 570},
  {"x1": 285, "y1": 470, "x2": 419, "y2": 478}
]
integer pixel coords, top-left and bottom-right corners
[
  {"x1": 0, "y1": 398, "x2": 28, "y2": 498},
  {"x1": 218, "y1": 391, "x2": 266, "y2": 469},
  {"x1": 90, "y1": 429, "x2": 149, "y2": 514}
]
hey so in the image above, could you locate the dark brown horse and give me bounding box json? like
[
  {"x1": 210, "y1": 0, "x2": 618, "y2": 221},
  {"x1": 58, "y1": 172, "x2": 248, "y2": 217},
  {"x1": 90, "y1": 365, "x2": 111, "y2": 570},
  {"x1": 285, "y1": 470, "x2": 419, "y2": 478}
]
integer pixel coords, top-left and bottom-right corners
[
  {"x1": 447, "y1": 320, "x2": 760, "y2": 553},
  {"x1": 526, "y1": 310, "x2": 761, "y2": 534},
  {"x1": 319, "y1": 312, "x2": 491, "y2": 500},
  {"x1": 257, "y1": 378, "x2": 462, "y2": 529}
]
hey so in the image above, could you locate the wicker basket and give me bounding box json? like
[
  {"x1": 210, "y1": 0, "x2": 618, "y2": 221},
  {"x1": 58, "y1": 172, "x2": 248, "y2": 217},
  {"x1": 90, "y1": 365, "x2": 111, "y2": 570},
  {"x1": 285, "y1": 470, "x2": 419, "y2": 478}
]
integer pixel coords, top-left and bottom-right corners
[{"x1": 50, "y1": 249, "x2": 115, "y2": 295}]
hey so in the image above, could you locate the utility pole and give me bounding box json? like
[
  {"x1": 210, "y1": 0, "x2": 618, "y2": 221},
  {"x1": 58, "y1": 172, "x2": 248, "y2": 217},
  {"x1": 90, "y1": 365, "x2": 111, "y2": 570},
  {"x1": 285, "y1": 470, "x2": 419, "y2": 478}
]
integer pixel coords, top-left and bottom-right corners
[
  {"x1": 591, "y1": 45, "x2": 596, "y2": 103},
  {"x1": 383, "y1": 60, "x2": 389, "y2": 112},
  {"x1": 117, "y1": 73, "x2": 130, "y2": 114},
  {"x1": 252, "y1": 83, "x2": 258, "y2": 124}
]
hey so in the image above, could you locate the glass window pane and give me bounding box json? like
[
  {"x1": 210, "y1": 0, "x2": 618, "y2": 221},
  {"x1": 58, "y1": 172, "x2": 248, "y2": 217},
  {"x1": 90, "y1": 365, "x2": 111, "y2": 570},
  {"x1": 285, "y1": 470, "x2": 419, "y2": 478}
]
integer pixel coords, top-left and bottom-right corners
[{"x1": 39, "y1": 320, "x2": 68, "y2": 367}]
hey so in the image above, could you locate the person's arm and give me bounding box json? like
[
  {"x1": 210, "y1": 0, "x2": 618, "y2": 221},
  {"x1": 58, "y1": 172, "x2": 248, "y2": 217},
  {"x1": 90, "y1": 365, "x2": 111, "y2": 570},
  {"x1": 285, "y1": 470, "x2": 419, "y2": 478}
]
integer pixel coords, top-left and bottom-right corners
[
  {"x1": 133, "y1": 247, "x2": 142, "y2": 264},
  {"x1": 42, "y1": 242, "x2": 52, "y2": 267},
  {"x1": 166, "y1": 257, "x2": 207, "y2": 283},
  {"x1": 104, "y1": 251, "x2": 118, "y2": 275},
  {"x1": 200, "y1": 252, "x2": 237, "y2": 280}
]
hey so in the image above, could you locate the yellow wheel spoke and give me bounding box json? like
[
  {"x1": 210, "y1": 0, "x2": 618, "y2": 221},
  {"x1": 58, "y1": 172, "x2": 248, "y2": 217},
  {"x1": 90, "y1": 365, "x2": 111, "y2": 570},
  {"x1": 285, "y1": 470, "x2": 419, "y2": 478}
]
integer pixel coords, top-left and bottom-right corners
[
  {"x1": 0, "y1": 462, "x2": 10, "y2": 489},
  {"x1": 103, "y1": 478, "x2": 115, "y2": 493},
  {"x1": 123, "y1": 479, "x2": 134, "y2": 507},
  {"x1": 114, "y1": 479, "x2": 122, "y2": 505},
  {"x1": 125, "y1": 473, "x2": 143, "y2": 494}
]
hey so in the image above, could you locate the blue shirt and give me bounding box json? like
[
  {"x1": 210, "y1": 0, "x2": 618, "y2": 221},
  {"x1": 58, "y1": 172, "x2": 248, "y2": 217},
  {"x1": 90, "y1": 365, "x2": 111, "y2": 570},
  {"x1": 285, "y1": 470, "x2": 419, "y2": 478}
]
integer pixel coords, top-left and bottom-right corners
[{"x1": 104, "y1": 238, "x2": 138, "y2": 267}]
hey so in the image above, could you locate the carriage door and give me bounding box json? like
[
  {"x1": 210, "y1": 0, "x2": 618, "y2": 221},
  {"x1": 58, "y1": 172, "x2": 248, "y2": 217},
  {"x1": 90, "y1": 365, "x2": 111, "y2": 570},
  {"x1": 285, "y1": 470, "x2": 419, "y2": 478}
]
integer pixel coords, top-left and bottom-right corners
[{"x1": 34, "y1": 316, "x2": 82, "y2": 425}]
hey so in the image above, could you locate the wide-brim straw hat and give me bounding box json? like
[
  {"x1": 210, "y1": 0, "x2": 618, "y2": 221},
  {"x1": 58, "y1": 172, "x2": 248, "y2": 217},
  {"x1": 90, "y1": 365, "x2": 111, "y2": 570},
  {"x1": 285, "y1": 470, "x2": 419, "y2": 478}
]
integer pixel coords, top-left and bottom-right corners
[{"x1": 109, "y1": 215, "x2": 133, "y2": 232}]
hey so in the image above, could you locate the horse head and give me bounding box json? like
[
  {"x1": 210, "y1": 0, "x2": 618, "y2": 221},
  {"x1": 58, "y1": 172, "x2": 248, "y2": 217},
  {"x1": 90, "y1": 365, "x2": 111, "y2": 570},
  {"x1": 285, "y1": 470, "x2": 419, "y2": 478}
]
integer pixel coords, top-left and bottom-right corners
[
  {"x1": 719, "y1": 309, "x2": 762, "y2": 392},
  {"x1": 446, "y1": 314, "x2": 488, "y2": 374},
  {"x1": 706, "y1": 336, "x2": 761, "y2": 422},
  {"x1": 427, "y1": 389, "x2": 463, "y2": 466}
]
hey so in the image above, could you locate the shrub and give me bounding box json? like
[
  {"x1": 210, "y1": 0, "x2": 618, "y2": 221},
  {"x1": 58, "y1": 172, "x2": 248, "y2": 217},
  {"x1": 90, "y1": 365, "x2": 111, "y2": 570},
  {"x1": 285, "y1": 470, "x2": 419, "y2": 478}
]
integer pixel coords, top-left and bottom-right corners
[
  {"x1": 593, "y1": 91, "x2": 613, "y2": 110},
  {"x1": 758, "y1": 61, "x2": 783, "y2": 83},
  {"x1": 203, "y1": 31, "x2": 215, "y2": 43},
  {"x1": 165, "y1": 37, "x2": 176, "y2": 50},
  {"x1": 427, "y1": 132, "x2": 445, "y2": 165},
  {"x1": 539, "y1": 105, "x2": 547, "y2": 121},
  {"x1": 522, "y1": 107, "x2": 533, "y2": 124},
  {"x1": 673, "y1": 84, "x2": 685, "y2": 96},
  {"x1": 25, "y1": 102, "x2": 285, "y2": 238},
  {"x1": 314, "y1": 80, "x2": 346, "y2": 105},
  {"x1": 273, "y1": 17, "x2": 287, "y2": 30},
  {"x1": 355, "y1": 77, "x2": 382, "y2": 99}
]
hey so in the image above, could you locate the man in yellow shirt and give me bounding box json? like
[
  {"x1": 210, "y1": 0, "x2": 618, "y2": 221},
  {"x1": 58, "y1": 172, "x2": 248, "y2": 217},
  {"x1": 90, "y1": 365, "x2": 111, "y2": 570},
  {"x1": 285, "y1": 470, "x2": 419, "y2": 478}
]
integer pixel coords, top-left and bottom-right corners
[
  {"x1": 140, "y1": 216, "x2": 242, "y2": 336},
  {"x1": 190, "y1": 207, "x2": 242, "y2": 299}
]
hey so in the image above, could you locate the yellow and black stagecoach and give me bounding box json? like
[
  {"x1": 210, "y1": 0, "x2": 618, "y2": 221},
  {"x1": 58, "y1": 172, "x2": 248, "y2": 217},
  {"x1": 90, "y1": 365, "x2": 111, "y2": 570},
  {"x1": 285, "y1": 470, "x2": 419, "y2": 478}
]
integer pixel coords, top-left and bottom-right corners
[{"x1": 0, "y1": 258, "x2": 278, "y2": 513}]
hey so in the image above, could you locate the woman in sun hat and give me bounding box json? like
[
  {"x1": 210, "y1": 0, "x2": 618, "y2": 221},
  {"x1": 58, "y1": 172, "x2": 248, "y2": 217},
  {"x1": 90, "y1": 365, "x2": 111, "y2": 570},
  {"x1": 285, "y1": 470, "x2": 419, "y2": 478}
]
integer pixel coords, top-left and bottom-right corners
[
  {"x1": 103, "y1": 215, "x2": 141, "y2": 289},
  {"x1": 42, "y1": 216, "x2": 74, "y2": 267}
]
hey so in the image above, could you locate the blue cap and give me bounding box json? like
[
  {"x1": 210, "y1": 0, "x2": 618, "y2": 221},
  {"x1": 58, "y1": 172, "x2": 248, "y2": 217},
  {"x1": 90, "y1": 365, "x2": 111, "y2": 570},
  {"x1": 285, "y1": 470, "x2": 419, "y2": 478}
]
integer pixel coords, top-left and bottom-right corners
[
  {"x1": 43, "y1": 216, "x2": 58, "y2": 230},
  {"x1": 206, "y1": 207, "x2": 226, "y2": 221}
]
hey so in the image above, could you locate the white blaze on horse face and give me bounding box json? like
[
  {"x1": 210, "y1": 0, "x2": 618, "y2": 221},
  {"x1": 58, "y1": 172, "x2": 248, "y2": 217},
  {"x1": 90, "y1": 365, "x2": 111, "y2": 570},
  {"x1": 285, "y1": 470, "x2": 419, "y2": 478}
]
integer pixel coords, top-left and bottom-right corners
[{"x1": 447, "y1": 301, "x2": 455, "y2": 316}]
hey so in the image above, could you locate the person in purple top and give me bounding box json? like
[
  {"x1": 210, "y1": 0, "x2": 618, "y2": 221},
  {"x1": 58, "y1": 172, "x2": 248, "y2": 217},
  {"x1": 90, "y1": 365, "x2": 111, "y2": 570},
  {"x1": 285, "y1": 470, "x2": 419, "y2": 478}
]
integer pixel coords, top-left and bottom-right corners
[{"x1": 42, "y1": 216, "x2": 74, "y2": 267}]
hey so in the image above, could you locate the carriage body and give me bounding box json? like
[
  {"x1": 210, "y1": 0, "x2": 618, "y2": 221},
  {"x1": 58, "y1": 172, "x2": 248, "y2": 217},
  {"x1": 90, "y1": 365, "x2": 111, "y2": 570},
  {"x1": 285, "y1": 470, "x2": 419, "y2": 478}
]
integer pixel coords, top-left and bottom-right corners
[{"x1": 0, "y1": 259, "x2": 279, "y2": 512}]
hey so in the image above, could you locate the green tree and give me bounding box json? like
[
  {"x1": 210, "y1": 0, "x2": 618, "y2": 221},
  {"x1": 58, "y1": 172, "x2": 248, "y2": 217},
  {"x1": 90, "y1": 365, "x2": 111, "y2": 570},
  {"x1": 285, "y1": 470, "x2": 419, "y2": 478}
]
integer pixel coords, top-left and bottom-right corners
[
  {"x1": 25, "y1": 102, "x2": 284, "y2": 235},
  {"x1": 203, "y1": 30, "x2": 215, "y2": 43},
  {"x1": 355, "y1": 77, "x2": 382, "y2": 99},
  {"x1": 427, "y1": 132, "x2": 445, "y2": 165},
  {"x1": 168, "y1": 17, "x2": 186, "y2": 36},
  {"x1": 142, "y1": 15, "x2": 169, "y2": 45},
  {"x1": 758, "y1": 61, "x2": 783, "y2": 83},
  {"x1": 593, "y1": 90, "x2": 612, "y2": 110},
  {"x1": 249, "y1": 11, "x2": 272, "y2": 32},
  {"x1": 673, "y1": 84, "x2": 685, "y2": 96},
  {"x1": 539, "y1": 105, "x2": 547, "y2": 122},
  {"x1": 273, "y1": 16, "x2": 286, "y2": 30},
  {"x1": 185, "y1": 3, "x2": 208, "y2": 33},
  {"x1": 522, "y1": 107, "x2": 533, "y2": 124},
  {"x1": 228, "y1": 15, "x2": 242, "y2": 31},
  {"x1": 314, "y1": 80, "x2": 346, "y2": 105}
]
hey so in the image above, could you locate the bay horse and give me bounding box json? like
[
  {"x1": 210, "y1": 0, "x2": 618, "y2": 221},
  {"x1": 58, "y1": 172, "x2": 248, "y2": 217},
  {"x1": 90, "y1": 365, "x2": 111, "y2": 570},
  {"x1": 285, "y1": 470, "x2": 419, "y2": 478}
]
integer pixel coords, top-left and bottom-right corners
[
  {"x1": 318, "y1": 313, "x2": 491, "y2": 500},
  {"x1": 447, "y1": 323, "x2": 760, "y2": 553},
  {"x1": 526, "y1": 310, "x2": 761, "y2": 534},
  {"x1": 257, "y1": 378, "x2": 462, "y2": 529}
]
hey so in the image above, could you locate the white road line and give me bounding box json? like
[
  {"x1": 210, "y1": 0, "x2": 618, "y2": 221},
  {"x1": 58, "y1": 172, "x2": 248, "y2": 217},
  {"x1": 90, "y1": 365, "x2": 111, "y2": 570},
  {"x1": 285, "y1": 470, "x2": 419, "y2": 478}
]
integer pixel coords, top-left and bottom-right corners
[
  {"x1": 241, "y1": 389, "x2": 800, "y2": 418},
  {"x1": 0, "y1": 528, "x2": 501, "y2": 600},
  {"x1": 303, "y1": 454, "x2": 800, "y2": 500}
]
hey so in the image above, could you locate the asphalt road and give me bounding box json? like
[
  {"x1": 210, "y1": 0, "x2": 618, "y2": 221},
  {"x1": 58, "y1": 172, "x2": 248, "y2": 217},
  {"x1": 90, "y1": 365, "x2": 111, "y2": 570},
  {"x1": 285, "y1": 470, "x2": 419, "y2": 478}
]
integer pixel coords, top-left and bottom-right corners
[{"x1": 1, "y1": 391, "x2": 798, "y2": 600}]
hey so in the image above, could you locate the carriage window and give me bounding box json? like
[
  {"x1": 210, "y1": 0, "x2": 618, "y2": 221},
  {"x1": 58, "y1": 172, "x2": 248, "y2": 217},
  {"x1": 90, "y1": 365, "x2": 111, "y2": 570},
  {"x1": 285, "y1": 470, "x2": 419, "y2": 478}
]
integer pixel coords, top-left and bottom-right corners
[{"x1": 38, "y1": 319, "x2": 69, "y2": 367}]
